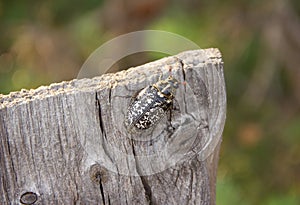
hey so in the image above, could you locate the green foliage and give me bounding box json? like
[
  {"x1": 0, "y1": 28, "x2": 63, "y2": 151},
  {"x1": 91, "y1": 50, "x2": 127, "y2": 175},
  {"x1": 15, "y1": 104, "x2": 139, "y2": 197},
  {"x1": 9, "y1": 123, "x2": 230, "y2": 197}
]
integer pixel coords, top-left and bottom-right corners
[
  {"x1": 265, "y1": 193, "x2": 300, "y2": 205},
  {"x1": 216, "y1": 177, "x2": 250, "y2": 205}
]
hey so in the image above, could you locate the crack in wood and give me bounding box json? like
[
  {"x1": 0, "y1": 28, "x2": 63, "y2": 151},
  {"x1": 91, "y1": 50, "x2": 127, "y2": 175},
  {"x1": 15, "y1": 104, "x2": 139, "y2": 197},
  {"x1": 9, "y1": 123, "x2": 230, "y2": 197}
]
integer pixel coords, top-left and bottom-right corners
[
  {"x1": 95, "y1": 92, "x2": 116, "y2": 170},
  {"x1": 178, "y1": 58, "x2": 186, "y2": 83},
  {"x1": 131, "y1": 140, "x2": 154, "y2": 205},
  {"x1": 99, "y1": 177, "x2": 106, "y2": 205},
  {"x1": 89, "y1": 164, "x2": 106, "y2": 205},
  {"x1": 107, "y1": 194, "x2": 111, "y2": 205},
  {"x1": 2, "y1": 121, "x2": 18, "y2": 191},
  {"x1": 95, "y1": 92, "x2": 105, "y2": 135}
]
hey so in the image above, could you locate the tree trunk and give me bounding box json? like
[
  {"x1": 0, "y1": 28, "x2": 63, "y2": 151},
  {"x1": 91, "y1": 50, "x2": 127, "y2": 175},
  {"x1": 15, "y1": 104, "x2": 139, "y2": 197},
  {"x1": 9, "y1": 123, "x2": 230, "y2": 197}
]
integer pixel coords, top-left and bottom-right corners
[{"x1": 0, "y1": 48, "x2": 226, "y2": 205}]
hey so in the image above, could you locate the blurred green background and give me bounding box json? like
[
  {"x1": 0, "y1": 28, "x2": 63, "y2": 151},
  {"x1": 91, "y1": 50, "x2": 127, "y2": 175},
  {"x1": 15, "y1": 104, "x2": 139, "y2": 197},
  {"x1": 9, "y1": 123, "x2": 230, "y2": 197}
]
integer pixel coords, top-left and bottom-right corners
[{"x1": 1, "y1": 0, "x2": 300, "y2": 204}]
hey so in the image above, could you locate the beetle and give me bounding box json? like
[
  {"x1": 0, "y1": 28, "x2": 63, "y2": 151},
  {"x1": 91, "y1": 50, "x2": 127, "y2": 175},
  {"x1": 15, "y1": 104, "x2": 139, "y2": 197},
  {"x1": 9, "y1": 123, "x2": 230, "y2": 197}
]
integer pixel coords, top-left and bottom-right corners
[{"x1": 124, "y1": 75, "x2": 179, "y2": 133}]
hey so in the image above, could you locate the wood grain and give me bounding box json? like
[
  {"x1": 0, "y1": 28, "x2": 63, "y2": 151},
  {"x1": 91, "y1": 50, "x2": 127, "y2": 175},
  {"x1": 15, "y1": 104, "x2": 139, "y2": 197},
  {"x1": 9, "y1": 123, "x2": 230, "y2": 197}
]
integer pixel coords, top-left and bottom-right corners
[{"x1": 0, "y1": 48, "x2": 226, "y2": 205}]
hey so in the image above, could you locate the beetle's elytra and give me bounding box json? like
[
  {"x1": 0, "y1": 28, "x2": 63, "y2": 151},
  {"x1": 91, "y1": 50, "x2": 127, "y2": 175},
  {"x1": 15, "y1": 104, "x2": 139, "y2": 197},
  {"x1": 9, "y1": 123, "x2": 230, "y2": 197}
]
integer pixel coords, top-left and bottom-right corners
[{"x1": 125, "y1": 75, "x2": 179, "y2": 132}]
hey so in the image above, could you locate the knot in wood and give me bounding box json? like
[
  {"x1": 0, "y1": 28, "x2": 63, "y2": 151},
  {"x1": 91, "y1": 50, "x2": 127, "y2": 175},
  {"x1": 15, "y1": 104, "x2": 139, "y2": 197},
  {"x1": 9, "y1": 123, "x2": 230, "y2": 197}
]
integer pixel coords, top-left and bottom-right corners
[
  {"x1": 89, "y1": 164, "x2": 108, "y2": 184},
  {"x1": 20, "y1": 192, "x2": 37, "y2": 205}
]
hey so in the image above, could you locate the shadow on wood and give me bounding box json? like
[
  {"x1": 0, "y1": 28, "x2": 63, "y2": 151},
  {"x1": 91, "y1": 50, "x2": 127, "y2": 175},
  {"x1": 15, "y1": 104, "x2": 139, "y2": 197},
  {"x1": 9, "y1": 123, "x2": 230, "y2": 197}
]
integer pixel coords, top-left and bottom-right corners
[{"x1": 0, "y1": 48, "x2": 226, "y2": 205}]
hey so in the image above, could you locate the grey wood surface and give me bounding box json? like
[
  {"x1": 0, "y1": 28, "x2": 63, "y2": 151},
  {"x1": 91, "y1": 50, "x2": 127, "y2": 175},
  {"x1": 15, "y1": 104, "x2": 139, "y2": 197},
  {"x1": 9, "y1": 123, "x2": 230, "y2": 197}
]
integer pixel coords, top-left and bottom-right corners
[{"x1": 0, "y1": 48, "x2": 226, "y2": 205}]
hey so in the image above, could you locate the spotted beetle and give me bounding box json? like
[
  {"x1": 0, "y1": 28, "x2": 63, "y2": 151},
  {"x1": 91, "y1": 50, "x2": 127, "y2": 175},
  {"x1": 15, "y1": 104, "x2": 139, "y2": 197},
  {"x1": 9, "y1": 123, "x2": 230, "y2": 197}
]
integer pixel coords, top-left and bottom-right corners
[{"x1": 125, "y1": 74, "x2": 179, "y2": 133}]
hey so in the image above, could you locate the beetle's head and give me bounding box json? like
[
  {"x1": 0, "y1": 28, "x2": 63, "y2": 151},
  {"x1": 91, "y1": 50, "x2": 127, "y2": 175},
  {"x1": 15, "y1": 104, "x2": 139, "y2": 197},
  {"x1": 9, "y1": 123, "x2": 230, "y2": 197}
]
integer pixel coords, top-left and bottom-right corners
[{"x1": 155, "y1": 76, "x2": 179, "y2": 97}]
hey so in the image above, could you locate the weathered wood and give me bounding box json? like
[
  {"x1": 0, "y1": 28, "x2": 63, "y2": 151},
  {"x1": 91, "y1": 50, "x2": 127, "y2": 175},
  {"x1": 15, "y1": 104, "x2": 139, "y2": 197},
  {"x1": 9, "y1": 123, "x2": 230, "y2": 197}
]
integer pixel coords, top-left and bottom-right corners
[{"x1": 0, "y1": 48, "x2": 226, "y2": 205}]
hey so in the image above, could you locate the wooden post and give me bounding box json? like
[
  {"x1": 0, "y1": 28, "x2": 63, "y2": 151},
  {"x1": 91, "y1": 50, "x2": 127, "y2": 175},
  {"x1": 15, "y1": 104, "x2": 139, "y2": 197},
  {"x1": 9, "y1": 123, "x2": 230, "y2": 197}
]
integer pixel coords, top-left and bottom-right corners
[{"x1": 0, "y1": 48, "x2": 226, "y2": 205}]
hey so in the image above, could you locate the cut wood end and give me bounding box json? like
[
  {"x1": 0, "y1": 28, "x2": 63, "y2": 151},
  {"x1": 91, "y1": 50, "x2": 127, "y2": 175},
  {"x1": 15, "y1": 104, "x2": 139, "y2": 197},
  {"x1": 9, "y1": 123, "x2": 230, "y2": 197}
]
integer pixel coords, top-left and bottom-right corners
[{"x1": 0, "y1": 48, "x2": 223, "y2": 109}]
